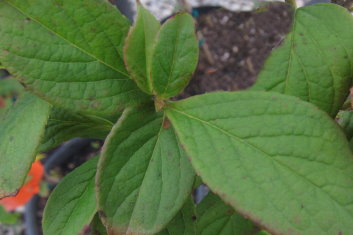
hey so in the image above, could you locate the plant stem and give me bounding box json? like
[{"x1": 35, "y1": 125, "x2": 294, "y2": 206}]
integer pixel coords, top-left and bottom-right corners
[{"x1": 285, "y1": 0, "x2": 297, "y2": 9}]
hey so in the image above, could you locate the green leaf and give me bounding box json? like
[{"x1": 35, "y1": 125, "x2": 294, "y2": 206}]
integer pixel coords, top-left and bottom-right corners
[
  {"x1": 0, "y1": 92, "x2": 50, "y2": 198},
  {"x1": 0, "y1": 97, "x2": 11, "y2": 120},
  {"x1": 38, "y1": 107, "x2": 114, "y2": 152},
  {"x1": 43, "y1": 156, "x2": 98, "y2": 235},
  {"x1": 151, "y1": 13, "x2": 199, "y2": 99},
  {"x1": 96, "y1": 105, "x2": 195, "y2": 234},
  {"x1": 0, "y1": 0, "x2": 148, "y2": 116},
  {"x1": 0, "y1": 78, "x2": 23, "y2": 96},
  {"x1": 196, "y1": 193, "x2": 257, "y2": 235},
  {"x1": 90, "y1": 213, "x2": 108, "y2": 235},
  {"x1": 166, "y1": 91, "x2": 353, "y2": 234},
  {"x1": 0, "y1": 205, "x2": 20, "y2": 225},
  {"x1": 124, "y1": 3, "x2": 160, "y2": 94},
  {"x1": 252, "y1": 4, "x2": 353, "y2": 116},
  {"x1": 157, "y1": 198, "x2": 196, "y2": 235},
  {"x1": 158, "y1": 192, "x2": 257, "y2": 235}
]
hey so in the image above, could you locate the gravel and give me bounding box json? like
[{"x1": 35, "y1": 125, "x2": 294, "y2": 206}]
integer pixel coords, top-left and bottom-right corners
[{"x1": 134, "y1": 0, "x2": 328, "y2": 20}]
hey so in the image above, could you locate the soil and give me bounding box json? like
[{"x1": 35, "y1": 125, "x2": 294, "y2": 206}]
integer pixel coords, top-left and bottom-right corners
[{"x1": 176, "y1": 2, "x2": 294, "y2": 99}]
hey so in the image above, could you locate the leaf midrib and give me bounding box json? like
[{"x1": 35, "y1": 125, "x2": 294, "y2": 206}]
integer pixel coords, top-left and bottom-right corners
[
  {"x1": 126, "y1": 113, "x2": 165, "y2": 233},
  {"x1": 168, "y1": 107, "x2": 353, "y2": 218},
  {"x1": 4, "y1": 0, "x2": 129, "y2": 78}
]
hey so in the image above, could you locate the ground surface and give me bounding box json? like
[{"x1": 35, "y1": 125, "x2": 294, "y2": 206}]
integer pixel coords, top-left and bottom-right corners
[{"x1": 176, "y1": 2, "x2": 293, "y2": 98}]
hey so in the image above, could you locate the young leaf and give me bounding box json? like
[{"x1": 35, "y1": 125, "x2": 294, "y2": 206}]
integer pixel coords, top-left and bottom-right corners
[
  {"x1": 124, "y1": 3, "x2": 160, "y2": 94},
  {"x1": 43, "y1": 156, "x2": 98, "y2": 235},
  {"x1": 0, "y1": 0, "x2": 148, "y2": 116},
  {"x1": 96, "y1": 105, "x2": 195, "y2": 234},
  {"x1": 0, "y1": 92, "x2": 50, "y2": 198},
  {"x1": 157, "y1": 198, "x2": 196, "y2": 235},
  {"x1": 38, "y1": 107, "x2": 114, "y2": 152},
  {"x1": 151, "y1": 13, "x2": 199, "y2": 99},
  {"x1": 252, "y1": 4, "x2": 353, "y2": 117},
  {"x1": 166, "y1": 91, "x2": 353, "y2": 234},
  {"x1": 196, "y1": 193, "x2": 257, "y2": 235}
]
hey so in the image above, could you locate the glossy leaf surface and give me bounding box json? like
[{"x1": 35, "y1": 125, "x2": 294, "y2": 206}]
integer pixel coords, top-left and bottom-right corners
[
  {"x1": 252, "y1": 4, "x2": 353, "y2": 116},
  {"x1": 166, "y1": 91, "x2": 353, "y2": 234},
  {"x1": 0, "y1": 93, "x2": 50, "y2": 198},
  {"x1": 0, "y1": 0, "x2": 148, "y2": 115},
  {"x1": 43, "y1": 157, "x2": 98, "y2": 235},
  {"x1": 97, "y1": 106, "x2": 195, "y2": 234}
]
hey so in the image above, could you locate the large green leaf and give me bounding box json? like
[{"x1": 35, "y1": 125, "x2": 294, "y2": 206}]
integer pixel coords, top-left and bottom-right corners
[
  {"x1": 252, "y1": 4, "x2": 353, "y2": 116},
  {"x1": 0, "y1": 92, "x2": 50, "y2": 198},
  {"x1": 0, "y1": 0, "x2": 148, "y2": 116},
  {"x1": 166, "y1": 91, "x2": 353, "y2": 234},
  {"x1": 150, "y1": 13, "x2": 199, "y2": 99},
  {"x1": 96, "y1": 105, "x2": 195, "y2": 234},
  {"x1": 43, "y1": 156, "x2": 98, "y2": 235},
  {"x1": 38, "y1": 107, "x2": 114, "y2": 152},
  {"x1": 196, "y1": 193, "x2": 257, "y2": 235},
  {"x1": 124, "y1": 3, "x2": 160, "y2": 94},
  {"x1": 158, "y1": 198, "x2": 196, "y2": 235}
]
